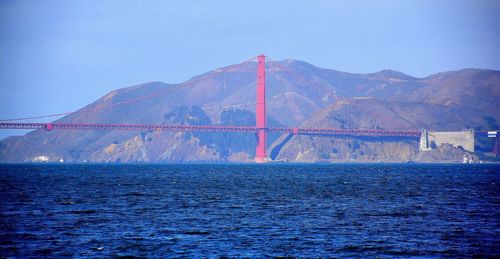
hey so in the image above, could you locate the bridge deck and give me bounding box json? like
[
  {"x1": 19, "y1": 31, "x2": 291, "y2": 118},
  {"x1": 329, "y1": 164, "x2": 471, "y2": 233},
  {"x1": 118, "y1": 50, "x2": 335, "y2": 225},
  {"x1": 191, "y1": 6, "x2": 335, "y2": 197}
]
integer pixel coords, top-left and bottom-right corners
[{"x1": 0, "y1": 122, "x2": 422, "y2": 137}]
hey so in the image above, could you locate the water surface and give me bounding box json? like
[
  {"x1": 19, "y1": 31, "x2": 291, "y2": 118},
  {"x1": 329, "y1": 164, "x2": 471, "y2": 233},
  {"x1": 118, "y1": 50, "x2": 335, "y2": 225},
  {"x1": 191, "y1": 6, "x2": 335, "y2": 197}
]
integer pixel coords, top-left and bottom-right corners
[{"x1": 0, "y1": 164, "x2": 499, "y2": 257}]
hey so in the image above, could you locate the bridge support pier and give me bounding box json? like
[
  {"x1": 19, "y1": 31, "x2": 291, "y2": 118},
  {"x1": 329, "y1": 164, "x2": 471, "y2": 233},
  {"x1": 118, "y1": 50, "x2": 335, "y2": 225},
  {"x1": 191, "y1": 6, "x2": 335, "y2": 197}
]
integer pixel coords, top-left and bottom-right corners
[{"x1": 255, "y1": 55, "x2": 267, "y2": 163}]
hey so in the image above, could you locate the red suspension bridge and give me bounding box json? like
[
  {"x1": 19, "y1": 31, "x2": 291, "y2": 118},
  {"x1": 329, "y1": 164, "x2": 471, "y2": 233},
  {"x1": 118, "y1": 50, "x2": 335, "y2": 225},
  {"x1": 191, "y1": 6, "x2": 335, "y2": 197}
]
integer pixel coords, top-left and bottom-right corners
[{"x1": 0, "y1": 55, "x2": 498, "y2": 161}]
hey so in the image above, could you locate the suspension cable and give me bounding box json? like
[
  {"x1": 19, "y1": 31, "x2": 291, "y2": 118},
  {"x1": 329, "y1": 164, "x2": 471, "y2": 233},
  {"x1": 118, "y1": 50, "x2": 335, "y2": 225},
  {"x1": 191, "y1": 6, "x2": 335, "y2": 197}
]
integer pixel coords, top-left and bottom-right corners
[{"x1": 0, "y1": 56, "x2": 259, "y2": 122}]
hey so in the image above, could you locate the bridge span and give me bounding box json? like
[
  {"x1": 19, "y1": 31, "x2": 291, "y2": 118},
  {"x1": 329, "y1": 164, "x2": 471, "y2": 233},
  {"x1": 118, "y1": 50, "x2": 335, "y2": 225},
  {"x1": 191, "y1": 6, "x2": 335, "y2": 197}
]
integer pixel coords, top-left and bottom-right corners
[{"x1": 0, "y1": 122, "x2": 422, "y2": 137}]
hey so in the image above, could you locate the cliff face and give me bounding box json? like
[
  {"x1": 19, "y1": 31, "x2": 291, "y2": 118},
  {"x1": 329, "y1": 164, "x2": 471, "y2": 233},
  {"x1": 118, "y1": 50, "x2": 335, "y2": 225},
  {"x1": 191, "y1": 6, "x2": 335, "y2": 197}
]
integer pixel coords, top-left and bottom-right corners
[
  {"x1": 276, "y1": 136, "x2": 419, "y2": 163},
  {"x1": 1, "y1": 59, "x2": 499, "y2": 163},
  {"x1": 87, "y1": 133, "x2": 222, "y2": 163},
  {"x1": 274, "y1": 134, "x2": 478, "y2": 163}
]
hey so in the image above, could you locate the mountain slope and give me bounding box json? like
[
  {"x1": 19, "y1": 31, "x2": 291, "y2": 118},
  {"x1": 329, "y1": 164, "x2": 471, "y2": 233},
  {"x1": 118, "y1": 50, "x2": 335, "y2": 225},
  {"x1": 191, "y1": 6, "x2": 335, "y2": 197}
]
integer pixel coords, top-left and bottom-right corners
[{"x1": 400, "y1": 69, "x2": 500, "y2": 112}]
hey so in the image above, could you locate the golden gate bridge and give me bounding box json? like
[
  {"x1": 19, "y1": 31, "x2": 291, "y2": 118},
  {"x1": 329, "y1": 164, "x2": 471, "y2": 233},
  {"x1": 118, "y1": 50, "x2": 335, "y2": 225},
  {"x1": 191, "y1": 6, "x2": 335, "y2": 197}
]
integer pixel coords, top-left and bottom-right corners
[{"x1": 0, "y1": 55, "x2": 498, "y2": 161}]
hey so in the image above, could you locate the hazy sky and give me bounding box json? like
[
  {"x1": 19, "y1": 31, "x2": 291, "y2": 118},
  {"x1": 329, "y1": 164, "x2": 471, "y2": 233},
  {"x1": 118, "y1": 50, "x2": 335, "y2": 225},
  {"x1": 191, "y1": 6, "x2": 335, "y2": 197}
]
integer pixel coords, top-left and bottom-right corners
[{"x1": 1, "y1": 0, "x2": 499, "y2": 138}]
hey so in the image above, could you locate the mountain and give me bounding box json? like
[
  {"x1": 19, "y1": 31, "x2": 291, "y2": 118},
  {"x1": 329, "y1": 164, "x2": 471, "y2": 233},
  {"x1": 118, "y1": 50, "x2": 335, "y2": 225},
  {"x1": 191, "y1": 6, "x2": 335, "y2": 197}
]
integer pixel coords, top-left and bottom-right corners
[
  {"x1": 0, "y1": 59, "x2": 499, "y2": 163},
  {"x1": 399, "y1": 69, "x2": 500, "y2": 112}
]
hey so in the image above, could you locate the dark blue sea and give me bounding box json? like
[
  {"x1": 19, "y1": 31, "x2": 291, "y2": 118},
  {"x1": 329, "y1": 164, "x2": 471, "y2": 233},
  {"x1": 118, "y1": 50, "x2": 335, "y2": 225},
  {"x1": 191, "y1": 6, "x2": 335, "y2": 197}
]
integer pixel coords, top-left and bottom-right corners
[{"x1": 0, "y1": 164, "x2": 499, "y2": 257}]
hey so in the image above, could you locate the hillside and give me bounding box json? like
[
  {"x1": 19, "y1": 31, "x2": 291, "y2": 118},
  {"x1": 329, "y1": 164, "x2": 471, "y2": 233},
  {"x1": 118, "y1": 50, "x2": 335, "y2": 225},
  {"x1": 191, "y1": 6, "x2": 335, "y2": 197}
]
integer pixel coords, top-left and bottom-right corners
[
  {"x1": 0, "y1": 59, "x2": 499, "y2": 163},
  {"x1": 273, "y1": 99, "x2": 489, "y2": 163}
]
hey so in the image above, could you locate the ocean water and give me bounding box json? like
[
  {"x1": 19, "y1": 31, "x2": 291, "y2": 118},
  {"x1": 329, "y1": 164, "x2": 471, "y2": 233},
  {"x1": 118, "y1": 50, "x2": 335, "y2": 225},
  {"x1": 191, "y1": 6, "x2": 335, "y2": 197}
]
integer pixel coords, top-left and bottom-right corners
[{"x1": 0, "y1": 164, "x2": 499, "y2": 257}]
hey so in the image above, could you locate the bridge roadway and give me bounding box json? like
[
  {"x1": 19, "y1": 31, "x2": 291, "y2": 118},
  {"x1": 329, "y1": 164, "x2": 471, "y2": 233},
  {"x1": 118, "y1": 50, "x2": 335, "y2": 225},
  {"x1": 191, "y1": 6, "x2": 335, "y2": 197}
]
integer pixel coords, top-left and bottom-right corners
[{"x1": 0, "y1": 122, "x2": 422, "y2": 137}]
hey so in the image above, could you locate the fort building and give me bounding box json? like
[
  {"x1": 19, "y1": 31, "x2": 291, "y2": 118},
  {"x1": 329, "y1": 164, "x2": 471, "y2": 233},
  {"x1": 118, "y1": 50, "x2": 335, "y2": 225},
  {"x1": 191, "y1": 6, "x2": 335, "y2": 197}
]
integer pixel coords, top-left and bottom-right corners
[{"x1": 420, "y1": 129, "x2": 474, "y2": 152}]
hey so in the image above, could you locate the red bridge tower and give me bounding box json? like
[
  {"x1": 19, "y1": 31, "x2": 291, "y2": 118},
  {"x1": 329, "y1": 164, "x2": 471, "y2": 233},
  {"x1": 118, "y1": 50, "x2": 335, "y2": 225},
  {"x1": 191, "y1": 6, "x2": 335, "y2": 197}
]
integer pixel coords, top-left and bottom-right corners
[{"x1": 255, "y1": 55, "x2": 267, "y2": 163}]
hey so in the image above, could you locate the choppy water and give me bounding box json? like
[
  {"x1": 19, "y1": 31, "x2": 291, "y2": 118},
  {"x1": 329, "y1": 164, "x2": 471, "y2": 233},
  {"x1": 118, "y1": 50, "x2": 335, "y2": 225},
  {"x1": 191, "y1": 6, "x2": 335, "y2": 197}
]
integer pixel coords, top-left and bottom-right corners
[{"x1": 0, "y1": 164, "x2": 499, "y2": 257}]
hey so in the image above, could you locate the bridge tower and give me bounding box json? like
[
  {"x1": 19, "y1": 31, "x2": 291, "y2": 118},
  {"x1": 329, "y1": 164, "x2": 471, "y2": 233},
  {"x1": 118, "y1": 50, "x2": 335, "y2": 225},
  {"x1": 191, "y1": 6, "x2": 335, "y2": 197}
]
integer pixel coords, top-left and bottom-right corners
[{"x1": 255, "y1": 54, "x2": 267, "y2": 163}]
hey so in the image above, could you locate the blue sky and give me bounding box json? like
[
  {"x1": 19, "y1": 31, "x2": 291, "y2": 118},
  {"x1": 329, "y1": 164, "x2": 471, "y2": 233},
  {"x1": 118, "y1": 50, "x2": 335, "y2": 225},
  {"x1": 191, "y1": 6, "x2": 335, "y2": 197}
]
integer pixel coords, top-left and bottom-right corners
[{"x1": 1, "y1": 0, "x2": 499, "y2": 138}]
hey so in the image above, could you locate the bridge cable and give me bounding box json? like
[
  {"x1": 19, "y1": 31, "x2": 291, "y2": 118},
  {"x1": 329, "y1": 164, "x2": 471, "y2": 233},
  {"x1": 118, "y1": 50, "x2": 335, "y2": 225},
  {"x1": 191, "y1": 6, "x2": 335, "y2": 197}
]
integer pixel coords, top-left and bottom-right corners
[{"x1": 0, "y1": 56, "x2": 259, "y2": 122}]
